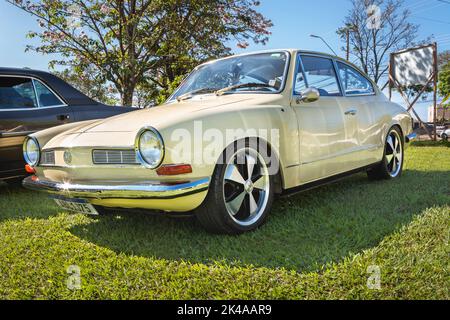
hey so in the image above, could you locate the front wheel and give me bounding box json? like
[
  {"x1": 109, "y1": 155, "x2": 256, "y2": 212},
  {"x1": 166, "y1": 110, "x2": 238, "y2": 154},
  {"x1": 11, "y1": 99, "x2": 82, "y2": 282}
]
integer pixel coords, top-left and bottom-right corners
[
  {"x1": 367, "y1": 126, "x2": 404, "y2": 180},
  {"x1": 195, "y1": 141, "x2": 274, "y2": 234}
]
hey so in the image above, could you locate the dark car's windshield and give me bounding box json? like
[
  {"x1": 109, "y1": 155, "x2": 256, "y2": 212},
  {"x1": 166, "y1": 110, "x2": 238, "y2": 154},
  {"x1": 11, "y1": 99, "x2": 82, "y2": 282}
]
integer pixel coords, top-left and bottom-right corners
[{"x1": 169, "y1": 52, "x2": 289, "y2": 101}]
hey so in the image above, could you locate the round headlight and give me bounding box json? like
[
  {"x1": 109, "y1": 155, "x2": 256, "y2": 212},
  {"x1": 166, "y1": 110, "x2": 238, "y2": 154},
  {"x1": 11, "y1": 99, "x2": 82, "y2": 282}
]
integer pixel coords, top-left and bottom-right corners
[
  {"x1": 23, "y1": 137, "x2": 40, "y2": 166},
  {"x1": 136, "y1": 128, "x2": 164, "y2": 169}
]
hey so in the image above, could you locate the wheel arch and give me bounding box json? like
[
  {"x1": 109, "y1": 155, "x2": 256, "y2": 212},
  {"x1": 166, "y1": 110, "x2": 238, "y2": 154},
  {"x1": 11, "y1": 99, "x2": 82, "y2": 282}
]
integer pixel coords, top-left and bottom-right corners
[{"x1": 217, "y1": 136, "x2": 285, "y2": 195}]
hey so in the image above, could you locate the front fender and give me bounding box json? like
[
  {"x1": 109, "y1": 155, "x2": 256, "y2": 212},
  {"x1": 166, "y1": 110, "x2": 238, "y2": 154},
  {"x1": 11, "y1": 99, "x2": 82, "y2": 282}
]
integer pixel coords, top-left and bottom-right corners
[{"x1": 158, "y1": 104, "x2": 299, "y2": 186}]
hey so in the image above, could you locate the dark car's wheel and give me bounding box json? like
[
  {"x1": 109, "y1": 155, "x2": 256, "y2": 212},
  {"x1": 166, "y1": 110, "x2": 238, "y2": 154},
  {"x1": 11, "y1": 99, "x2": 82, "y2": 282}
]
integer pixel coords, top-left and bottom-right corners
[
  {"x1": 367, "y1": 126, "x2": 404, "y2": 180},
  {"x1": 196, "y1": 141, "x2": 274, "y2": 234}
]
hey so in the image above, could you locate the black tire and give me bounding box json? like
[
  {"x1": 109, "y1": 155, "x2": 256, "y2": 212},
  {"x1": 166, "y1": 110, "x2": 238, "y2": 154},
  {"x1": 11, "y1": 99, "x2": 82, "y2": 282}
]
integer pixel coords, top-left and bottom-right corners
[
  {"x1": 367, "y1": 126, "x2": 404, "y2": 180},
  {"x1": 195, "y1": 139, "x2": 275, "y2": 235},
  {"x1": 442, "y1": 133, "x2": 448, "y2": 142}
]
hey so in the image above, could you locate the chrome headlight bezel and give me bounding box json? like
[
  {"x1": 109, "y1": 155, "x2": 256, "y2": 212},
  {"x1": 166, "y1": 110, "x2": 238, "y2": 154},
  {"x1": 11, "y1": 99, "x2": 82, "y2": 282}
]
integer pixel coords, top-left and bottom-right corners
[
  {"x1": 134, "y1": 127, "x2": 165, "y2": 169},
  {"x1": 23, "y1": 136, "x2": 41, "y2": 167}
]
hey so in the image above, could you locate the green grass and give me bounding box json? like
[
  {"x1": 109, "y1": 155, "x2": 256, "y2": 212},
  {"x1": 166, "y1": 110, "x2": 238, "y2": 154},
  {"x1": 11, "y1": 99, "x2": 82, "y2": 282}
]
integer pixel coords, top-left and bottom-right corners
[{"x1": 0, "y1": 142, "x2": 449, "y2": 299}]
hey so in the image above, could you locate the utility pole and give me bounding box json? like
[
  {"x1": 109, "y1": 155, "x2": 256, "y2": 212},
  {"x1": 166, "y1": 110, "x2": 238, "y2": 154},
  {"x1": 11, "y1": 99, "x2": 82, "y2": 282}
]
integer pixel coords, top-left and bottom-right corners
[
  {"x1": 346, "y1": 29, "x2": 350, "y2": 61},
  {"x1": 310, "y1": 35, "x2": 338, "y2": 57},
  {"x1": 344, "y1": 24, "x2": 356, "y2": 61}
]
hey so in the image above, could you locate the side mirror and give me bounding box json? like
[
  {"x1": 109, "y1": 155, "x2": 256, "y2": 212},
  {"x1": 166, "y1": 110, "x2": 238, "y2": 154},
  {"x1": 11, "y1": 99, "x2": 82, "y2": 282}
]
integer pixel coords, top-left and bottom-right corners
[{"x1": 297, "y1": 87, "x2": 320, "y2": 103}]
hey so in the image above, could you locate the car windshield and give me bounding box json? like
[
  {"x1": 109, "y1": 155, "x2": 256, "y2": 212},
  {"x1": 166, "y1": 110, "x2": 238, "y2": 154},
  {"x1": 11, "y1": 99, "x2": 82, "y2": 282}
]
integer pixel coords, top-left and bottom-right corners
[{"x1": 169, "y1": 52, "x2": 289, "y2": 101}]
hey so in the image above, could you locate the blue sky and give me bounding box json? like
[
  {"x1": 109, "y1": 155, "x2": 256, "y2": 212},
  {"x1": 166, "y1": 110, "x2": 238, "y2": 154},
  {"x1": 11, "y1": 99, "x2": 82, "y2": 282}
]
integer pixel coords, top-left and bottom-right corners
[
  {"x1": 0, "y1": 0, "x2": 448, "y2": 71},
  {"x1": 0, "y1": 0, "x2": 447, "y2": 118}
]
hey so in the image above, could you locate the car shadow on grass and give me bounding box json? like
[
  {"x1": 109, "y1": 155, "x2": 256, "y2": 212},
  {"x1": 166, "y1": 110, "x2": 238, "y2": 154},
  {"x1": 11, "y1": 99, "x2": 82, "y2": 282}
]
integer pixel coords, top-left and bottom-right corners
[
  {"x1": 0, "y1": 182, "x2": 57, "y2": 222},
  {"x1": 69, "y1": 169, "x2": 450, "y2": 272}
]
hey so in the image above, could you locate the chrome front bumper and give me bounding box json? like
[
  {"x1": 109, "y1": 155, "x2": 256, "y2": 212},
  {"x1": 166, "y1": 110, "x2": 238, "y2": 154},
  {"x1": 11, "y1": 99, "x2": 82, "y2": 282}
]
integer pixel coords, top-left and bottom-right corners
[{"x1": 23, "y1": 176, "x2": 210, "y2": 200}]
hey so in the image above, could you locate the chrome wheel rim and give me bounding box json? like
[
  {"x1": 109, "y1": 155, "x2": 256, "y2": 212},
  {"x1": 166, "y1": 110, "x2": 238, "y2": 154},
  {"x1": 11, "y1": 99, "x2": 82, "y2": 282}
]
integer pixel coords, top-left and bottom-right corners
[
  {"x1": 223, "y1": 148, "x2": 270, "y2": 227},
  {"x1": 385, "y1": 130, "x2": 403, "y2": 177}
]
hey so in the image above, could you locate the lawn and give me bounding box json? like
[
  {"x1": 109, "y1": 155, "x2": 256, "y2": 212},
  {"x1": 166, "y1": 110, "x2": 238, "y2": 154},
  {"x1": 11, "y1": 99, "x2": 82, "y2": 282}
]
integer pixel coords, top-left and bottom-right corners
[{"x1": 0, "y1": 142, "x2": 449, "y2": 299}]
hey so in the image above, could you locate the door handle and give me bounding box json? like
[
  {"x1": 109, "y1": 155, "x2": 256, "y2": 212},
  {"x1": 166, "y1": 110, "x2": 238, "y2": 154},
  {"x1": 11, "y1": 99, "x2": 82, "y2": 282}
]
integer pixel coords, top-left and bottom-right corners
[
  {"x1": 57, "y1": 114, "x2": 70, "y2": 121},
  {"x1": 345, "y1": 109, "x2": 357, "y2": 116}
]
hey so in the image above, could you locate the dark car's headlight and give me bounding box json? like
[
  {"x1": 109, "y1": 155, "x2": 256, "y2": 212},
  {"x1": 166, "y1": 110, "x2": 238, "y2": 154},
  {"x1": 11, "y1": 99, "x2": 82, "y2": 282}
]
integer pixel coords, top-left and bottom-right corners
[
  {"x1": 135, "y1": 127, "x2": 164, "y2": 169},
  {"x1": 23, "y1": 137, "x2": 40, "y2": 166}
]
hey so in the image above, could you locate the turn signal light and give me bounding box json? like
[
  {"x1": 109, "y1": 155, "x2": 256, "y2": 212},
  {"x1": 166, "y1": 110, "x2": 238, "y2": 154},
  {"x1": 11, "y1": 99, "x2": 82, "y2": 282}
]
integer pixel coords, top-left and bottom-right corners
[
  {"x1": 156, "y1": 164, "x2": 192, "y2": 176},
  {"x1": 25, "y1": 164, "x2": 36, "y2": 174}
]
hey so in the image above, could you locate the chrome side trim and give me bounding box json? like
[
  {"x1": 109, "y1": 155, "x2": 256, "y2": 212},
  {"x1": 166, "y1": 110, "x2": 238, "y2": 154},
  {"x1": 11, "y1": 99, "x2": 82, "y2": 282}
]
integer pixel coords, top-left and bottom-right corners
[{"x1": 23, "y1": 176, "x2": 210, "y2": 200}]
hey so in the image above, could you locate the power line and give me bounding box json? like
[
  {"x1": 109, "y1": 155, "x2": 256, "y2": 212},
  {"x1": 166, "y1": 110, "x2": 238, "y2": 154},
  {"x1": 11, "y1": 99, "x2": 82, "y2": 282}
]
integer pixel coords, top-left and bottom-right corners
[{"x1": 415, "y1": 16, "x2": 450, "y2": 25}]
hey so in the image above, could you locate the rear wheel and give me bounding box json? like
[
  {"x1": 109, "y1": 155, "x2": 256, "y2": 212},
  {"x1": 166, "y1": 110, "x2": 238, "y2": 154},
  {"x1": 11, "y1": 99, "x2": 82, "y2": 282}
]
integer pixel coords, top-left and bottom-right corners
[
  {"x1": 196, "y1": 141, "x2": 274, "y2": 234},
  {"x1": 367, "y1": 127, "x2": 404, "y2": 180}
]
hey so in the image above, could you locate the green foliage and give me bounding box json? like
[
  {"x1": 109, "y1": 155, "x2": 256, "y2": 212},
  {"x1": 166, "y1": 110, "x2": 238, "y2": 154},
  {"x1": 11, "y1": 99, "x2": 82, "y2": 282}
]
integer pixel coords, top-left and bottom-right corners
[
  {"x1": 8, "y1": 0, "x2": 272, "y2": 106},
  {"x1": 0, "y1": 144, "x2": 449, "y2": 299},
  {"x1": 438, "y1": 62, "x2": 450, "y2": 98},
  {"x1": 54, "y1": 65, "x2": 120, "y2": 106},
  {"x1": 438, "y1": 50, "x2": 450, "y2": 70}
]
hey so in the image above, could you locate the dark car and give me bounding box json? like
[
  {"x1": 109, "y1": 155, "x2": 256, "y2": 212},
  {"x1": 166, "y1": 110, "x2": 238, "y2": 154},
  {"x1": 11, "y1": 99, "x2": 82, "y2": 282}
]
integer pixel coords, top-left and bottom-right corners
[{"x1": 0, "y1": 67, "x2": 135, "y2": 184}]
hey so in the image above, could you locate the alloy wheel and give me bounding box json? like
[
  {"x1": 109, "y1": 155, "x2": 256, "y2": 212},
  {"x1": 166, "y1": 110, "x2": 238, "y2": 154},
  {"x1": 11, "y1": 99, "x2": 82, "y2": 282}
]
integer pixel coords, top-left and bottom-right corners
[
  {"x1": 385, "y1": 130, "x2": 403, "y2": 178},
  {"x1": 222, "y1": 148, "x2": 270, "y2": 227}
]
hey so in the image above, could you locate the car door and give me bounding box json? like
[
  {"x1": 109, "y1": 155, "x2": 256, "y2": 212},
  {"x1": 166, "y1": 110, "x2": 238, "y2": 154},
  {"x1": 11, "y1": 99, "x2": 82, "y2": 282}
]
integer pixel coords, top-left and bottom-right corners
[
  {"x1": 335, "y1": 61, "x2": 382, "y2": 166},
  {"x1": 0, "y1": 76, "x2": 73, "y2": 177},
  {"x1": 291, "y1": 54, "x2": 359, "y2": 183}
]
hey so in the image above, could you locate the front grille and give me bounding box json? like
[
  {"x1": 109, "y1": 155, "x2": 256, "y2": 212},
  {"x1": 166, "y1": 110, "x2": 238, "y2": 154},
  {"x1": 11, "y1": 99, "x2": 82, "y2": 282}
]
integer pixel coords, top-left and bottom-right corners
[
  {"x1": 92, "y1": 149, "x2": 138, "y2": 165},
  {"x1": 41, "y1": 151, "x2": 55, "y2": 165}
]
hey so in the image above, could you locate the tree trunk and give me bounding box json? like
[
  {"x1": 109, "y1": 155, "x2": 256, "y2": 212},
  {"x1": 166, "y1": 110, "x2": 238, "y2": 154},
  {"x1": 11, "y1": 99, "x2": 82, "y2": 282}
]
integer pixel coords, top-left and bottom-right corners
[{"x1": 121, "y1": 84, "x2": 135, "y2": 107}]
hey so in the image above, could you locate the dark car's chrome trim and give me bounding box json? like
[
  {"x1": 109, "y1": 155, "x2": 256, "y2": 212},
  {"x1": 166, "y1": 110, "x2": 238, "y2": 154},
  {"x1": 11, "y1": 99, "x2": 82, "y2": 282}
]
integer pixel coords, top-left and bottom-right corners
[
  {"x1": 0, "y1": 75, "x2": 68, "y2": 110},
  {"x1": 22, "y1": 176, "x2": 210, "y2": 200}
]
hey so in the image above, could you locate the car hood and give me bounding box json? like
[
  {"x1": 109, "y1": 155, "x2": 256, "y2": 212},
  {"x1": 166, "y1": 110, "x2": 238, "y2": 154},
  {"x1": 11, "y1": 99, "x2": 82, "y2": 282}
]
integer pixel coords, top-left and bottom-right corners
[
  {"x1": 72, "y1": 94, "x2": 281, "y2": 134},
  {"x1": 43, "y1": 94, "x2": 283, "y2": 150}
]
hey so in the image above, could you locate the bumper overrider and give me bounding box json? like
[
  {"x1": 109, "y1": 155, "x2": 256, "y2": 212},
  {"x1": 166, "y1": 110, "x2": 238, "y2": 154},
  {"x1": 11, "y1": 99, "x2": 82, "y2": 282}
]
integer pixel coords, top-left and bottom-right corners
[{"x1": 23, "y1": 176, "x2": 211, "y2": 212}]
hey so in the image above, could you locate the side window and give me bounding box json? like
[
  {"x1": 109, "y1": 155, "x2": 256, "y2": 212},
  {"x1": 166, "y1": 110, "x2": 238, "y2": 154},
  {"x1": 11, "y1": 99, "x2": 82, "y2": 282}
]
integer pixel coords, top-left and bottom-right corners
[
  {"x1": 33, "y1": 80, "x2": 64, "y2": 107},
  {"x1": 294, "y1": 57, "x2": 308, "y2": 94},
  {"x1": 296, "y1": 55, "x2": 342, "y2": 97},
  {"x1": 0, "y1": 77, "x2": 38, "y2": 109},
  {"x1": 336, "y1": 62, "x2": 374, "y2": 95}
]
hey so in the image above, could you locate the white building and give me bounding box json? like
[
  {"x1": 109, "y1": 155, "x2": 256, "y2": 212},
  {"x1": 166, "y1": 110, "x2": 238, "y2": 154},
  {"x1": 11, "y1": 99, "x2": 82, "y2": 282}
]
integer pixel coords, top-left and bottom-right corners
[{"x1": 427, "y1": 100, "x2": 447, "y2": 122}]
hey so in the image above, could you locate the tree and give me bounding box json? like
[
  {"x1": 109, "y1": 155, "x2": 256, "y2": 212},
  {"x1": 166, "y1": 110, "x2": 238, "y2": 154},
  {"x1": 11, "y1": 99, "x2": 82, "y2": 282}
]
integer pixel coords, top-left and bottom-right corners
[
  {"x1": 9, "y1": 0, "x2": 272, "y2": 106},
  {"x1": 54, "y1": 64, "x2": 119, "y2": 105},
  {"x1": 337, "y1": 0, "x2": 419, "y2": 84},
  {"x1": 438, "y1": 51, "x2": 450, "y2": 71},
  {"x1": 438, "y1": 62, "x2": 450, "y2": 98}
]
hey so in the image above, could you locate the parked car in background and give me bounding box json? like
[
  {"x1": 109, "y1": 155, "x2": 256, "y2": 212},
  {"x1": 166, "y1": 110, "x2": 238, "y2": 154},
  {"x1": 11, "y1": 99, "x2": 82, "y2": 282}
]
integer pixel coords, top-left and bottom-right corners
[
  {"x1": 0, "y1": 67, "x2": 135, "y2": 184},
  {"x1": 436, "y1": 126, "x2": 450, "y2": 141},
  {"x1": 23, "y1": 50, "x2": 415, "y2": 234},
  {"x1": 440, "y1": 128, "x2": 450, "y2": 141}
]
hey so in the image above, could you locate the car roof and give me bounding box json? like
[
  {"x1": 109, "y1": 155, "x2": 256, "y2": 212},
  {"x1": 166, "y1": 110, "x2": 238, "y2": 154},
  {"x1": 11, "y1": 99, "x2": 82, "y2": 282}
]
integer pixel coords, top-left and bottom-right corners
[
  {"x1": 198, "y1": 49, "x2": 370, "y2": 80},
  {"x1": 0, "y1": 67, "x2": 100, "y2": 106}
]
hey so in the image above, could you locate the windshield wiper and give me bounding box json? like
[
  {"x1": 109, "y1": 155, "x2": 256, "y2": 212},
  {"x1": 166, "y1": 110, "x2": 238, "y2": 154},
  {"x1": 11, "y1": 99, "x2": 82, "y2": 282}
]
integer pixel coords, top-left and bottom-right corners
[
  {"x1": 176, "y1": 87, "x2": 219, "y2": 102},
  {"x1": 215, "y1": 83, "x2": 275, "y2": 96}
]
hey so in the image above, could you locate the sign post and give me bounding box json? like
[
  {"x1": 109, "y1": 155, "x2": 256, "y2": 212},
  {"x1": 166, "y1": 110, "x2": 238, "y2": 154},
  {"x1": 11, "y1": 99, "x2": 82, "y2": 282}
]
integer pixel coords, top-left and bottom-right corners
[{"x1": 389, "y1": 43, "x2": 438, "y2": 141}]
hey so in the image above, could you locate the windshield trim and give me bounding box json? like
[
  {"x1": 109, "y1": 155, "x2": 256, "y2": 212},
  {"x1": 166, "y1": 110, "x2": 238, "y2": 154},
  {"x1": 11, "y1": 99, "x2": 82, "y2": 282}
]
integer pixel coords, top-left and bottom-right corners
[{"x1": 167, "y1": 50, "x2": 292, "y2": 103}]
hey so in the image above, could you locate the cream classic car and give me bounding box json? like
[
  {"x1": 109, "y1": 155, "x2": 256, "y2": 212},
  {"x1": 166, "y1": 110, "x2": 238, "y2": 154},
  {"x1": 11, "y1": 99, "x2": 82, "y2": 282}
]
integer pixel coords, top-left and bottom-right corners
[{"x1": 23, "y1": 50, "x2": 416, "y2": 234}]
